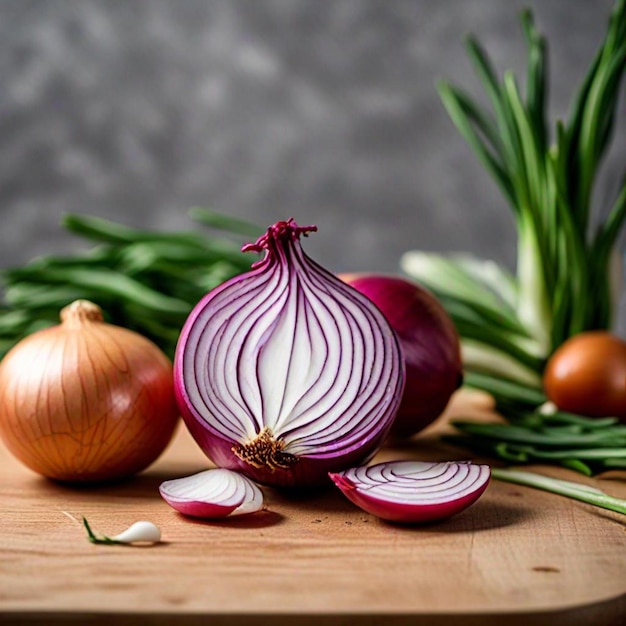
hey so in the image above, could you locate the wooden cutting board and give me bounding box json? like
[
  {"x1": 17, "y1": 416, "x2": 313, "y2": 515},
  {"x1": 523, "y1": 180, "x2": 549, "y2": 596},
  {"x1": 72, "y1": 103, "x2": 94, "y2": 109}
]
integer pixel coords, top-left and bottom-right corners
[{"x1": 0, "y1": 391, "x2": 625, "y2": 625}]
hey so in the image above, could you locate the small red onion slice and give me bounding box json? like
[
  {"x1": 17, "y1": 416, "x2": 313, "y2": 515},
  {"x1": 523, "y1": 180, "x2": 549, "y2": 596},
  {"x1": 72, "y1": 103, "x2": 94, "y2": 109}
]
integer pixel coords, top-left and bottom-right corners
[
  {"x1": 159, "y1": 469, "x2": 264, "y2": 519},
  {"x1": 330, "y1": 460, "x2": 491, "y2": 523}
]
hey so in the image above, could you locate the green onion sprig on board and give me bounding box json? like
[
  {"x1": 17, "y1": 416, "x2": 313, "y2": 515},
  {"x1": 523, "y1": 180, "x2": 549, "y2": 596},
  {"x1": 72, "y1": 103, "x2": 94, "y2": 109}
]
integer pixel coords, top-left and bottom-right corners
[{"x1": 447, "y1": 408, "x2": 626, "y2": 476}]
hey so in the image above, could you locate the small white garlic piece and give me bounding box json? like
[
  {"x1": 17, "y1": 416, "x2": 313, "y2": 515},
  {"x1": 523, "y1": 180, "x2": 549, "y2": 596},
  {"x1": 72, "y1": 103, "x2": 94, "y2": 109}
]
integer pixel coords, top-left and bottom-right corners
[{"x1": 111, "y1": 520, "x2": 162, "y2": 544}]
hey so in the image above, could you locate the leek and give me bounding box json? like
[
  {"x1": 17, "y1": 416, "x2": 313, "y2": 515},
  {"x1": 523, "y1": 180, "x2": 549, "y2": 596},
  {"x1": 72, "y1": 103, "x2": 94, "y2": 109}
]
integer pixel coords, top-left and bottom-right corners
[{"x1": 402, "y1": 1, "x2": 626, "y2": 395}]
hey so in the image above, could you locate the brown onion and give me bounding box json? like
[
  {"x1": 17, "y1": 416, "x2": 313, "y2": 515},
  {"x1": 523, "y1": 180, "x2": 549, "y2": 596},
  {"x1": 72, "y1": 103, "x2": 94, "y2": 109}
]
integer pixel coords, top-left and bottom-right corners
[
  {"x1": 543, "y1": 330, "x2": 626, "y2": 421},
  {"x1": 0, "y1": 300, "x2": 179, "y2": 482}
]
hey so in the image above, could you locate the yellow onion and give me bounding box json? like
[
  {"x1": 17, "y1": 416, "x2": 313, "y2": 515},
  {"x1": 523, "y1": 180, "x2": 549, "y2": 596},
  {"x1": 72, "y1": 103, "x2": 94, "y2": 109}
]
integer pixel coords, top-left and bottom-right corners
[{"x1": 0, "y1": 300, "x2": 179, "y2": 482}]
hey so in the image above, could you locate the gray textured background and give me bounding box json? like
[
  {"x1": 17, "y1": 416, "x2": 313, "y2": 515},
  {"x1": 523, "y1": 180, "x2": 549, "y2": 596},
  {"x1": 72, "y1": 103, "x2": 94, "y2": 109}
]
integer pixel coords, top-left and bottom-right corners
[{"x1": 1, "y1": 0, "x2": 624, "y2": 280}]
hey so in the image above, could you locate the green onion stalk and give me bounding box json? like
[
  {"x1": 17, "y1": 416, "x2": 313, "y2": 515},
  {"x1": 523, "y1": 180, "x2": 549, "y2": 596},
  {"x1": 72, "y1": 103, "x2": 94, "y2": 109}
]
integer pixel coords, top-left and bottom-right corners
[
  {"x1": 0, "y1": 208, "x2": 259, "y2": 360},
  {"x1": 402, "y1": 1, "x2": 626, "y2": 399}
]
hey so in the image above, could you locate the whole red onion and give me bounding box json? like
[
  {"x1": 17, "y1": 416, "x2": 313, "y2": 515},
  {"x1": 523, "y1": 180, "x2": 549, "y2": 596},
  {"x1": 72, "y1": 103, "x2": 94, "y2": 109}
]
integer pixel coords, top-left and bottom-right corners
[{"x1": 339, "y1": 273, "x2": 463, "y2": 437}]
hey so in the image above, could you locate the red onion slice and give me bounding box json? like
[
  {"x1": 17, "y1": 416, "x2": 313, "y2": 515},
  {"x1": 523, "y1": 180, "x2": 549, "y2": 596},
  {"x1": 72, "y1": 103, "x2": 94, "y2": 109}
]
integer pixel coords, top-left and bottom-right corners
[
  {"x1": 159, "y1": 469, "x2": 264, "y2": 519},
  {"x1": 174, "y1": 220, "x2": 405, "y2": 488},
  {"x1": 330, "y1": 460, "x2": 491, "y2": 523}
]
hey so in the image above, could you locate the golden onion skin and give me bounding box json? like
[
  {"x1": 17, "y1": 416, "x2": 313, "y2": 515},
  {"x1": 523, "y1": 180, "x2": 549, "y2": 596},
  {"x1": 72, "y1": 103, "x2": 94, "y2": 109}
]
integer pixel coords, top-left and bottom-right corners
[{"x1": 0, "y1": 300, "x2": 180, "y2": 482}]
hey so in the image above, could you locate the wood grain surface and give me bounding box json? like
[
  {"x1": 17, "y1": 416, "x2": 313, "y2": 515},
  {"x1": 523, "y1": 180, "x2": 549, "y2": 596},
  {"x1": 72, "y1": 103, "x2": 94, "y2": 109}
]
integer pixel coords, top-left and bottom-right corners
[{"x1": 0, "y1": 391, "x2": 625, "y2": 625}]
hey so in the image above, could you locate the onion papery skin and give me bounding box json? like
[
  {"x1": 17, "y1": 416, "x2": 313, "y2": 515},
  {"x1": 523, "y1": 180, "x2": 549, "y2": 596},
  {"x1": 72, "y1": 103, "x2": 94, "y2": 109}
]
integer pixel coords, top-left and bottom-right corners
[
  {"x1": 159, "y1": 468, "x2": 264, "y2": 519},
  {"x1": 339, "y1": 273, "x2": 463, "y2": 437},
  {"x1": 0, "y1": 300, "x2": 180, "y2": 483},
  {"x1": 330, "y1": 460, "x2": 490, "y2": 523},
  {"x1": 174, "y1": 220, "x2": 405, "y2": 489}
]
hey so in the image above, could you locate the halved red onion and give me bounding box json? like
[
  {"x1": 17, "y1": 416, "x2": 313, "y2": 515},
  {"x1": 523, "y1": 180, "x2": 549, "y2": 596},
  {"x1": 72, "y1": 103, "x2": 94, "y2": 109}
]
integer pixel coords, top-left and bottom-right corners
[
  {"x1": 330, "y1": 460, "x2": 491, "y2": 523},
  {"x1": 174, "y1": 220, "x2": 405, "y2": 488},
  {"x1": 159, "y1": 469, "x2": 264, "y2": 519}
]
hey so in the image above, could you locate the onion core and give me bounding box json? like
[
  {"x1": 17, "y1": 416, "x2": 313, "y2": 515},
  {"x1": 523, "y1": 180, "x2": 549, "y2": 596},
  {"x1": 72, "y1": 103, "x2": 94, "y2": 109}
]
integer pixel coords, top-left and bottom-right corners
[
  {"x1": 174, "y1": 220, "x2": 405, "y2": 488},
  {"x1": 330, "y1": 460, "x2": 490, "y2": 523}
]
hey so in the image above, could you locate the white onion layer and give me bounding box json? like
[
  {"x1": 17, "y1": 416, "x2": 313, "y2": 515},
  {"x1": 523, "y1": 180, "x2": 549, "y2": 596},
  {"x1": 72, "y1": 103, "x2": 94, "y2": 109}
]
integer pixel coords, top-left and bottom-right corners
[{"x1": 159, "y1": 469, "x2": 264, "y2": 518}]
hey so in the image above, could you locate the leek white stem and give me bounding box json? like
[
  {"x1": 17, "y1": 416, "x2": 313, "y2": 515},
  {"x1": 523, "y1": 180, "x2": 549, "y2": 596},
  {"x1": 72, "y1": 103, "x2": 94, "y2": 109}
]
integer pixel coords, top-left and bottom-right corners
[
  {"x1": 608, "y1": 247, "x2": 623, "y2": 332},
  {"x1": 401, "y1": 251, "x2": 516, "y2": 311},
  {"x1": 461, "y1": 340, "x2": 543, "y2": 387},
  {"x1": 515, "y1": 217, "x2": 552, "y2": 355}
]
